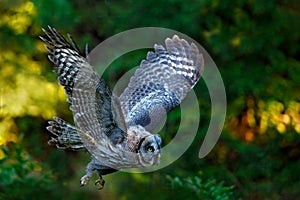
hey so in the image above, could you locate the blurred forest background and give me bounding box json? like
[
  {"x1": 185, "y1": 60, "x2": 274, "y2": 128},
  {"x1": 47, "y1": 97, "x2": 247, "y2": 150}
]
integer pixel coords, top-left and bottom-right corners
[{"x1": 0, "y1": 0, "x2": 300, "y2": 199}]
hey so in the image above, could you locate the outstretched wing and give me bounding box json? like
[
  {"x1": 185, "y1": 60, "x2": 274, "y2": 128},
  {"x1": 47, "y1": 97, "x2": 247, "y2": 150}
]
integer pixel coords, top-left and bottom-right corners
[
  {"x1": 40, "y1": 26, "x2": 126, "y2": 144},
  {"x1": 119, "y1": 35, "x2": 204, "y2": 132},
  {"x1": 40, "y1": 27, "x2": 149, "y2": 169}
]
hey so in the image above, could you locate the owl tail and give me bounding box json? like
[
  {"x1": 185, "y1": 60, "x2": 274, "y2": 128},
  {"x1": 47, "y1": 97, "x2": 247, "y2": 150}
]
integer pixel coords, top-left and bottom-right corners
[{"x1": 47, "y1": 116, "x2": 85, "y2": 151}]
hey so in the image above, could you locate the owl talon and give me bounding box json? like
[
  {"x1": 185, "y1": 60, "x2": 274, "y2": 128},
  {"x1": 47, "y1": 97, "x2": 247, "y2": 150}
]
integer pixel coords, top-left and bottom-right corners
[
  {"x1": 95, "y1": 178, "x2": 105, "y2": 190},
  {"x1": 80, "y1": 175, "x2": 91, "y2": 187}
]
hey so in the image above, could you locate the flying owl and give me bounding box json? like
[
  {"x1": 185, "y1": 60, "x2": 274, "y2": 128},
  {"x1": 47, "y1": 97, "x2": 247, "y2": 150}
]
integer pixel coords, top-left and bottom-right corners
[{"x1": 40, "y1": 26, "x2": 204, "y2": 189}]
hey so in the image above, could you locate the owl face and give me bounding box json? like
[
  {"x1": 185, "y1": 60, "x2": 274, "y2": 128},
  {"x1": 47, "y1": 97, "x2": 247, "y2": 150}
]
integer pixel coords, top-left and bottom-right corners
[
  {"x1": 137, "y1": 134, "x2": 162, "y2": 166},
  {"x1": 126, "y1": 125, "x2": 162, "y2": 167}
]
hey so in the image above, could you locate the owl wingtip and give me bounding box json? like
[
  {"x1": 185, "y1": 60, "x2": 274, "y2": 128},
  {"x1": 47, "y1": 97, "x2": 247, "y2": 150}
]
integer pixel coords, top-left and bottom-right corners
[
  {"x1": 172, "y1": 34, "x2": 180, "y2": 41},
  {"x1": 46, "y1": 125, "x2": 52, "y2": 131}
]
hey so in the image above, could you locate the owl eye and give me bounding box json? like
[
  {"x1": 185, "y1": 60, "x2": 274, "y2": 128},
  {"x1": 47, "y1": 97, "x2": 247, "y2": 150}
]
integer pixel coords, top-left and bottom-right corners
[{"x1": 146, "y1": 146, "x2": 154, "y2": 152}]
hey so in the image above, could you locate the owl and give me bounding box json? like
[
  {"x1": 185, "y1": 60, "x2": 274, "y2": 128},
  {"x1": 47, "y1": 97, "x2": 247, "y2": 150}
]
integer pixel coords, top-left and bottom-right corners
[{"x1": 40, "y1": 26, "x2": 204, "y2": 189}]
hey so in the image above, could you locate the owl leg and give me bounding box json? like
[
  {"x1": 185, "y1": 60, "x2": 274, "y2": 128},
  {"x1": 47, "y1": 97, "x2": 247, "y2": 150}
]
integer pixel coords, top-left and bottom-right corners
[
  {"x1": 80, "y1": 158, "x2": 117, "y2": 189},
  {"x1": 80, "y1": 159, "x2": 109, "y2": 190},
  {"x1": 80, "y1": 161, "x2": 95, "y2": 187},
  {"x1": 94, "y1": 174, "x2": 105, "y2": 190},
  {"x1": 94, "y1": 167, "x2": 118, "y2": 189}
]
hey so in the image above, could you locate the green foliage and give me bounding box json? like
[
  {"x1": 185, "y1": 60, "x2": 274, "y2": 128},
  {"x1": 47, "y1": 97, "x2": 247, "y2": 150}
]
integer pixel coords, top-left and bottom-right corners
[
  {"x1": 32, "y1": 0, "x2": 80, "y2": 29},
  {"x1": 0, "y1": 141, "x2": 61, "y2": 199},
  {"x1": 1, "y1": 0, "x2": 299, "y2": 199},
  {"x1": 167, "y1": 174, "x2": 234, "y2": 200}
]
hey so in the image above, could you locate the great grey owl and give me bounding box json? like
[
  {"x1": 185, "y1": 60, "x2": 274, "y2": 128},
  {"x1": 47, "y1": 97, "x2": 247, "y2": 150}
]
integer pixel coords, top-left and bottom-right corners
[{"x1": 40, "y1": 26, "x2": 204, "y2": 189}]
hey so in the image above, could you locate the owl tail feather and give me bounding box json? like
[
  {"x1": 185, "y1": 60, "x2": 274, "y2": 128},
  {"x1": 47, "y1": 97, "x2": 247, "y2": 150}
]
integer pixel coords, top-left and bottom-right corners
[{"x1": 47, "y1": 116, "x2": 85, "y2": 151}]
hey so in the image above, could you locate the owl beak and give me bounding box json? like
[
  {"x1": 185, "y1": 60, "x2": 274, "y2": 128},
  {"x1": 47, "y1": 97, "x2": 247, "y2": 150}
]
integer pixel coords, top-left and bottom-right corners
[{"x1": 155, "y1": 152, "x2": 161, "y2": 165}]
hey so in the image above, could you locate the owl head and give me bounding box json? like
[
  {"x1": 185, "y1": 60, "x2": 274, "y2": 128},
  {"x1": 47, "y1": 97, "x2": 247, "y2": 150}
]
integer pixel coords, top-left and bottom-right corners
[
  {"x1": 126, "y1": 126, "x2": 162, "y2": 167},
  {"x1": 137, "y1": 133, "x2": 162, "y2": 166}
]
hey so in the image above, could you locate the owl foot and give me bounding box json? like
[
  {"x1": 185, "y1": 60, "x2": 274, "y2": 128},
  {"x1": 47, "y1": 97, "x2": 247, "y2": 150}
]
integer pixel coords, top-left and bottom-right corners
[
  {"x1": 95, "y1": 176, "x2": 105, "y2": 190},
  {"x1": 80, "y1": 174, "x2": 91, "y2": 187}
]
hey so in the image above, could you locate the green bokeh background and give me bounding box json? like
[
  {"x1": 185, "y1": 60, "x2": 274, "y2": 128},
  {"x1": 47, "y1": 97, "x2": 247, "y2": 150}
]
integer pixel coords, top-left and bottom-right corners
[{"x1": 0, "y1": 0, "x2": 299, "y2": 199}]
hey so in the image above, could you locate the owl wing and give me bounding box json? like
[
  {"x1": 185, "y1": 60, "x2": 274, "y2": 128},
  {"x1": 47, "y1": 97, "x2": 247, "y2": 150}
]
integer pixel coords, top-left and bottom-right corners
[
  {"x1": 119, "y1": 35, "x2": 204, "y2": 132},
  {"x1": 40, "y1": 26, "x2": 126, "y2": 145},
  {"x1": 40, "y1": 27, "x2": 148, "y2": 170}
]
